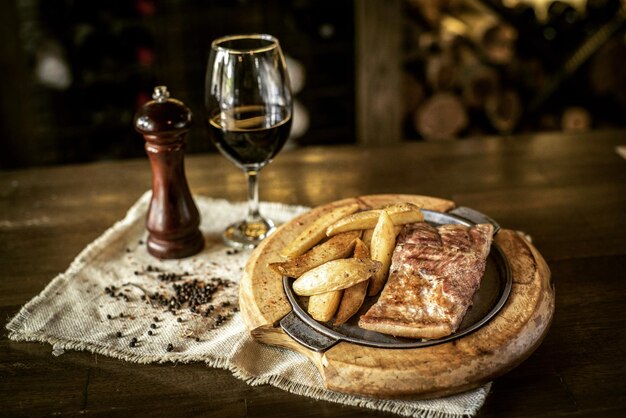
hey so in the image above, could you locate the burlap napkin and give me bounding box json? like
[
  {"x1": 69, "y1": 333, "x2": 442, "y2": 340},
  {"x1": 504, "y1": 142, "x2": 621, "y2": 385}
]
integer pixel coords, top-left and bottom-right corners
[{"x1": 6, "y1": 192, "x2": 490, "y2": 418}]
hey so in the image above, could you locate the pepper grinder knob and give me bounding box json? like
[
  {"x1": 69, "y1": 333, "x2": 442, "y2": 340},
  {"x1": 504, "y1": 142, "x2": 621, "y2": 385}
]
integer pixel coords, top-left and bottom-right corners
[{"x1": 134, "y1": 85, "x2": 204, "y2": 259}]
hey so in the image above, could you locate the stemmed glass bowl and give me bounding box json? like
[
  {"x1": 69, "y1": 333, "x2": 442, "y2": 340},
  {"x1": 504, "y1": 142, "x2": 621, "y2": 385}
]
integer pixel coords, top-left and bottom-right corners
[{"x1": 205, "y1": 34, "x2": 292, "y2": 248}]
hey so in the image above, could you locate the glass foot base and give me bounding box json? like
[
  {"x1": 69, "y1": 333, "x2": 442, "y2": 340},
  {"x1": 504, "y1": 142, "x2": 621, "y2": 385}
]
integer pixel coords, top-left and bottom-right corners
[{"x1": 223, "y1": 218, "x2": 275, "y2": 249}]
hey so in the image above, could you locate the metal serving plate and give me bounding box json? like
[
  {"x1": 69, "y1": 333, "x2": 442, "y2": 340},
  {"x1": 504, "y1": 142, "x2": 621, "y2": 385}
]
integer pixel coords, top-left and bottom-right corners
[{"x1": 279, "y1": 207, "x2": 512, "y2": 352}]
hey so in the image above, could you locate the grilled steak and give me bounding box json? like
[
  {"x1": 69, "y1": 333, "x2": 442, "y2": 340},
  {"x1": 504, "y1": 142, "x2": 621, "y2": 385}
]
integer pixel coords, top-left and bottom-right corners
[{"x1": 359, "y1": 222, "x2": 494, "y2": 339}]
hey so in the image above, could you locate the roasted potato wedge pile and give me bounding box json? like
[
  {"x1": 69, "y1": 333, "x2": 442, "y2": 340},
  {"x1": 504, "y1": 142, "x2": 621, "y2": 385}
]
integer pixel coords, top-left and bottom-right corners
[
  {"x1": 274, "y1": 201, "x2": 424, "y2": 324},
  {"x1": 280, "y1": 203, "x2": 360, "y2": 258}
]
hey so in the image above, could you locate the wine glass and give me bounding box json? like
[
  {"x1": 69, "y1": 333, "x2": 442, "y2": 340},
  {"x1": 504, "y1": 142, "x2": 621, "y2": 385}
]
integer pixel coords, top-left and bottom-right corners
[{"x1": 205, "y1": 34, "x2": 292, "y2": 248}]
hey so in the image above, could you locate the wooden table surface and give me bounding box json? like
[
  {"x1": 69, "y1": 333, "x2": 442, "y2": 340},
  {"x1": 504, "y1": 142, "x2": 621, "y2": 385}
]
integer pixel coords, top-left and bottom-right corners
[{"x1": 1, "y1": 130, "x2": 625, "y2": 417}]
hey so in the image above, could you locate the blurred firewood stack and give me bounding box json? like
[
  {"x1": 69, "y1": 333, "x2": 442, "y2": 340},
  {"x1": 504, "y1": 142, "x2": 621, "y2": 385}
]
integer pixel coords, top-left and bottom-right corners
[{"x1": 402, "y1": 0, "x2": 626, "y2": 140}]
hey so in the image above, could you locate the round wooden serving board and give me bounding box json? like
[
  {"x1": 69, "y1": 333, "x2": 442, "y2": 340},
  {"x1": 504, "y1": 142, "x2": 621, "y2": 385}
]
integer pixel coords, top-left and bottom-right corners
[{"x1": 240, "y1": 195, "x2": 554, "y2": 399}]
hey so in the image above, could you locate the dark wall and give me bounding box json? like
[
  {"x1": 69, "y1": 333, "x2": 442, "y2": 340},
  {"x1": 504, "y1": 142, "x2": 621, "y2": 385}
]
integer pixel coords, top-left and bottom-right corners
[{"x1": 2, "y1": 0, "x2": 624, "y2": 169}]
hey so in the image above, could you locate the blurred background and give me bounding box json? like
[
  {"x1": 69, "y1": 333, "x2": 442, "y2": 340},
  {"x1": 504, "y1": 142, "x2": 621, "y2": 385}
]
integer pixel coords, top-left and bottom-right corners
[{"x1": 0, "y1": 0, "x2": 624, "y2": 169}]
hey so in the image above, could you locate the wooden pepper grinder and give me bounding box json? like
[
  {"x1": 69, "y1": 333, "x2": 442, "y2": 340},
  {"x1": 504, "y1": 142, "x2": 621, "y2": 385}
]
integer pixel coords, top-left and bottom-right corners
[{"x1": 134, "y1": 85, "x2": 204, "y2": 259}]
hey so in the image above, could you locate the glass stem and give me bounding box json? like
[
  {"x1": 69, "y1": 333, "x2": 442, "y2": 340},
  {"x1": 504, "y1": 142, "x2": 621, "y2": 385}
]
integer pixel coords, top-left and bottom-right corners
[{"x1": 245, "y1": 169, "x2": 261, "y2": 223}]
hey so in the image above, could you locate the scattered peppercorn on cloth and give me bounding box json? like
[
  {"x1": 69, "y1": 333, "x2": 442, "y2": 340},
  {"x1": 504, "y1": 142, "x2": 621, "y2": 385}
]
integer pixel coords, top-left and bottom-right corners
[{"x1": 6, "y1": 191, "x2": 490, "y2": 418}]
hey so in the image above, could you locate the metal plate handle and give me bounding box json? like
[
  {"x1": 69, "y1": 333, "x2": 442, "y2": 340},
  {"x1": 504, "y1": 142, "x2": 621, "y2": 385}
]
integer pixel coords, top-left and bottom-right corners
[{"x1": 280, "y1": 312, "x2": 339, "y2": 352}]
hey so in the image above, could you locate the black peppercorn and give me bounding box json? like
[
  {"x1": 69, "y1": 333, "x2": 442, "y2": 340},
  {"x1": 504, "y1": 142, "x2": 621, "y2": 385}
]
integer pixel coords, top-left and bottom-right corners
[
  {"x1": 145, "y1": 274, "x2": 233, "y2": 316},
  {"x1": 166, "y1": 343, "x2": 173, "y2": 352}
]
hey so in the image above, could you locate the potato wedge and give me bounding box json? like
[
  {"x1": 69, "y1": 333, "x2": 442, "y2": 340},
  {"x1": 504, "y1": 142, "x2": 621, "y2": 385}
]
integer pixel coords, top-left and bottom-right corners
[
  {"x1": 353, "y1": 238, "x2": 370, "y2": 260},
  {"x1": 292, "y1": 258, "x2": 381, "y2": 296},
  {"x1": 334, "y1": 239, "x2": 370, "y2": 325},
  {"x1": 308, "y1": 290, "x2": 343, "y2": 322},
  {"x1": 368, "y1": 211, "x2": 398, "y2": 296},
  {"x1": 269, "y1": 231, "x2": 361, "y2": 278},
  {"x1": 280, "y1": 203, "x2": 360, "y2": 259},
  {"x1": 326, "y1": 202, "x2": 423, "y2": 236},
  {"x1": 361, "y1": 228, "x2": 374, "y2": 249}
]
